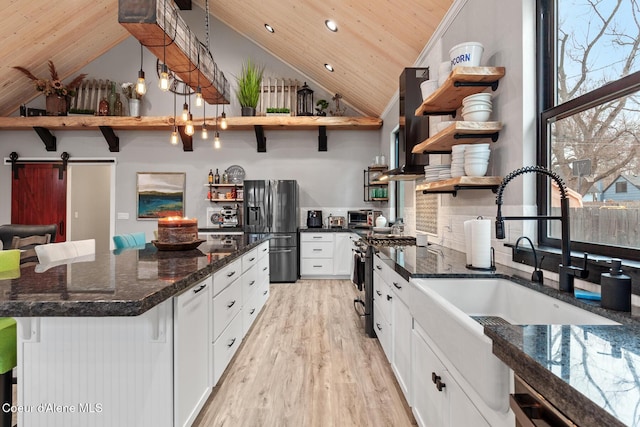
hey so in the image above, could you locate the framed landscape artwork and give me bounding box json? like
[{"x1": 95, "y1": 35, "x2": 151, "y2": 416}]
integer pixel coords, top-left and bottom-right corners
[{"x1": 136, "y1": 172, "x2": 185, "y2": 219}]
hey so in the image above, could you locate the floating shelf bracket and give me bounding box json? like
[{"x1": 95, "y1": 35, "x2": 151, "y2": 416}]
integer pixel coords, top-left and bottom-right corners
[
  {"x1": 33, "y1": 127, "x2": 56, "y2": 151},
  {"x1": 318, "y1": 126, "x2": 327, "y2": 151},
  {"x1": 98, "y1": 126, "x2": 120, "y2": 152},
  {"x1": 422, "y1": 184, "x2": 500, "y2": 197},
  {"x1": 453, "y1": 80, "x2": 500, "y2": 91},
  {"x1": 177, "y1": 126, "x2": 193, "y2": 151},
  {"x1": 453, "y1": 131, "x2": 500, "y2": 142},
  {"x1": 254, "y1": 125, "x2": 266, "y2": 152}
]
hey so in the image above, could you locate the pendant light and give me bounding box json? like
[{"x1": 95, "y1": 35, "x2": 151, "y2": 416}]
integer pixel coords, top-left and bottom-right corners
[
  {"x1": 220, "y1": 108, "x2": 227, "y2": 130},
  {"x1": 201, "y1": 101, "x2": 208, "y2": 139},
  {"x1": 213, "y1": 103, "x2": 221, "y2": 149},
  {"x1": 136, "y1": 42, "x2": 147, "y2": 95},
  {"x1": 170, "y1": 91, "x2": 179, "y2": 145},
  {"x1": 159, "y1": 0, "x2": 170, "y2": 91},
  {"x1": 183, "y1": 30, "x2": 194, "y2": 135},
  {"x1": 182, "y1": 94, "x2": 189, "y2": 121}
]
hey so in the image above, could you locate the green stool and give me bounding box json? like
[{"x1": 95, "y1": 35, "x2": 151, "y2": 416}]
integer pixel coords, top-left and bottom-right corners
[{"x1": 0, "y1": 317, "x2": 16, "y2": 427}]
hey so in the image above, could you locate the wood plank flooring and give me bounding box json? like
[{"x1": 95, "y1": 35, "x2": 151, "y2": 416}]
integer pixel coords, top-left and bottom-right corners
[{"x1": 194, "y1": 279, "x2": 416, "y2": 427}]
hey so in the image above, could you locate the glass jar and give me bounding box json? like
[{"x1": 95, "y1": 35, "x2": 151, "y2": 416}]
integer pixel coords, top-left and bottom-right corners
[{"x1": 108, "y1": 82, "x2": 117, "y2": 116}]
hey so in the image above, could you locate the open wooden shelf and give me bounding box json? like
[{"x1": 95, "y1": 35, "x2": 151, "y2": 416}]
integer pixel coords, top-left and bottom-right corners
[
  {"x1": 0, "y1": 115, "x2": 382, "y2": 152},
  {"x1": 415, "y1": 67, "x2": 506, "y2": 116},
  {"x1": 412, "y1": 121, "x2": 503, "y2": 154},
  {"x1": 416, "y1": 176, "x2": 502, "y2": 196}
]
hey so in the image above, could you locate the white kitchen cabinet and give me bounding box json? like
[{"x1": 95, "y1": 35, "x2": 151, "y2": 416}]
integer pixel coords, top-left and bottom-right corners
[
  {"x1": 174, "y1": 277, "x2": 212, "y2": 427},
  {"x1": 212, "y1": 312, "x2": 243, "y2": 386},
  {"x1": 300, "y1": 232, "x2": 358, "y2": 278},
  {"x1": 212, "y1": 276, "x2": 242, "y2": 341},
  {"x1": 333, "y1": 232, "x2": 358, "y2": 277},
  {"x1": 373, "y1": 300, "x2": 392, "y2": 359},
  {"x1": 392, "y1": 297, "x2": 412, "y2": 403},
  {"x1": 412, "y1": 322, "x2": 490, "y2": 427}
]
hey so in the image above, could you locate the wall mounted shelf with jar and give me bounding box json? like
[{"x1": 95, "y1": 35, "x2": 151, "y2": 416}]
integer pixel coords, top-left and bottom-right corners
[
  {"x1": 204, "y1": 183, "x2": 243, "y2": 202},
  {"x1": 364, "y1": 165, "x2": 389, "y2": 202}
]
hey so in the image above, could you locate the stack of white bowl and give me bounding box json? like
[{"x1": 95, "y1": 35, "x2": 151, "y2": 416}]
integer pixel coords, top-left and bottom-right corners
[
  {"x1": 450, "y1": 144, "x2": 467, "y2": 177},
  {"x1": 424, "y1": 164, "x2": 451, "y2": 183},
  {"x1": 461, "y1": 93, "x2": 492, "y2": 122},
  {"x1": 420, "y1": 80, "x2": 438, "y2": 101},
  {"x1": 464, "y1": 143, "x2": 490, "y2": 176}
]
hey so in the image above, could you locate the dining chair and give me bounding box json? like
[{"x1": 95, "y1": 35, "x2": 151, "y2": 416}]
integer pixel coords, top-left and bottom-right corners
[
  {"x1": 11, "y1": 234, "x2": 51, "y2": 265},
  {"x1": 0, "y1": 250, "x2": 19, "y2": 427},
  {"x1": 113, "y1": 232, "x2": 146, "y2": 250}
]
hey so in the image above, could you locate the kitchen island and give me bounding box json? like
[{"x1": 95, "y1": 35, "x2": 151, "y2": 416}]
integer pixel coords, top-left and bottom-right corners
[
  {"x1": 376, "y1": 243, "x2": 640, "y2": 427},
  {"x1": 0, "y1": 234, "x2": 270, "y2": 427}
]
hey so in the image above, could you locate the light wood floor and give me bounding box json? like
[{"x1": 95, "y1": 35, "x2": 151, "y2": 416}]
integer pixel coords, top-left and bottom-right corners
[{"x1": 194, "y1": 279, "x2": 416, "y2": 427}]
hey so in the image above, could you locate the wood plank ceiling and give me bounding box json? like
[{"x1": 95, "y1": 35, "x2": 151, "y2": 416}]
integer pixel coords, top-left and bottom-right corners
[{"x1": 1, "y1": 0, "x2": 453, "y2": 118}]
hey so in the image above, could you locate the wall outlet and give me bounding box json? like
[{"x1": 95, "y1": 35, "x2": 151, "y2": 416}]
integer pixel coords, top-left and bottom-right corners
[{"x1": 117, "y1": 212, "x2": 130, "y2": 220}]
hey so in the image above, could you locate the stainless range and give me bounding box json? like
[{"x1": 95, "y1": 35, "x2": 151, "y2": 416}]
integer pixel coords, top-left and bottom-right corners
[{"x1": 353, "y1": 234, "x2": 416, "y2": 338}]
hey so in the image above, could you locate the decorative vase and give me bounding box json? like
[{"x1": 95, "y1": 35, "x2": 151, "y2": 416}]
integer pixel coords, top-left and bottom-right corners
[
  {"x1": 108, "y1": 82, "x2": 117, "y2": 116},
  {"x1": 129, "y1": 99, "x2": 141, "y2": 117},
  {"x1": 114, "y1": 94, "x2": 123, "y2": 116},
  {"x1": 241, "y1": 106, "x2": 256, "y2": 116},
  {"x1": 45, "y1": 95, "x2": 69, "y2": 116}
]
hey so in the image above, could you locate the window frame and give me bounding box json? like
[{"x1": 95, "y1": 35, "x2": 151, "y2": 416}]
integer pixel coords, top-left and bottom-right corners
[{"x1": 537, "y1": 0, "x2": 640, "y2": 261}]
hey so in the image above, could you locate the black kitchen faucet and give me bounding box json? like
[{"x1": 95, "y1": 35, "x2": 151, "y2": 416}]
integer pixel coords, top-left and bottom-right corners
[{"x1": 495, "y1": 166, "x2": 589, "y2": 293}]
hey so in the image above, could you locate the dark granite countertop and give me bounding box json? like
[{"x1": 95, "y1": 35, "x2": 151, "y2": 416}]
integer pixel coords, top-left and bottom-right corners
[
  {"x1": 378, "y1": 242, "x2": 640, "y2": 426},
  {"x1": 0, "y1": 234, "x2": 268, "y2": 317},
  {"x1": 299, "y1": 226, "x2": 365, "y2": 233}
]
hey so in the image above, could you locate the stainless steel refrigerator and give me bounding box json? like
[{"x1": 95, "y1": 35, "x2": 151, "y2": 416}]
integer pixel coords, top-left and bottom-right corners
[{"x1": 244, "y1": 180, "x2": 299, "y2": 282}]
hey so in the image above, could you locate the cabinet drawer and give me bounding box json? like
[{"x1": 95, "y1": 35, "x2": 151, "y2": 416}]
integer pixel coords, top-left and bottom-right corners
[
  {"x1": 373, "y1": 256, "x2": 387, "y2": 275},
  {"x1": 373, "y1": 300, "x2": 392, "y2": 362},
  {"x1": 212, "y1": 312, "x2": 242, "y2": 386},
  {"x1": 301, "y1": 241, "x2": 333, "y2": 258},
  {"x1": 242, "y1": 248, "x2": 258, "y2": 272},
  {"x1": 212, "y1": 279, "x2": 242, "y2": 341},
  {"x1": 301, "y1": 258, "x2": 334, "y2": 275},
  {"x1": 257, "y1": 255, "x2": 269, "y2": 281},
  {"x1": 213, "y1": 258, "x2": 241, "y2": 296},
  {"x1": 374, "y1": 272, "x2": 392, "y2": 324},
  {"x1": 242, "y1": 289, "x2": 261, "y2": 336},
  {"x1": 300, "y1": 233, "x2": 334, "y2": 242},
  {"x1": 257, "y1": 241, "x2": 269, "y2": 258},
  {"x1": 242, "y1": 264, "x2": 259, "y2": 302},
  {"x1": 387, "y1": 268, "x2": 410, "y2": 306}
]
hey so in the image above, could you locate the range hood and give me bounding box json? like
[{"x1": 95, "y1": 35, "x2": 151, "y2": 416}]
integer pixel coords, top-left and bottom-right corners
[{"x1": 379, "y1": 68, "x2": 430, "y2": 181}]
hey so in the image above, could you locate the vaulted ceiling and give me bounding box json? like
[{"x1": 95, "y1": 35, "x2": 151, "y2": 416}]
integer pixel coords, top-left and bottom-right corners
[{"x1": 1, "y1": 0, "x2": 453, "y2": 118}]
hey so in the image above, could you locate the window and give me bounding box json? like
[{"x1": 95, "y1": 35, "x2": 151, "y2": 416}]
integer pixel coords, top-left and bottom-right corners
[
  {"x1": 615, "y1": 182, "x2": 628, "y2": 194},
  {"x1": 538, "y1": 0, "x2": 640, "y2": 260}
]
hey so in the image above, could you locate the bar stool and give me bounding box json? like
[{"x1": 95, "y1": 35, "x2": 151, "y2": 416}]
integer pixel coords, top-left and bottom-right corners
[{"x1": 113, "y1": 232, "x2": 146, "y2": 249}]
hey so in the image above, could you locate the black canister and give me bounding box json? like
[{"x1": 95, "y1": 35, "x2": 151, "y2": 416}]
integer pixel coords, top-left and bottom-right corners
[{"x1": 601, "y1": 259, "x2": 632, "y2": 312}]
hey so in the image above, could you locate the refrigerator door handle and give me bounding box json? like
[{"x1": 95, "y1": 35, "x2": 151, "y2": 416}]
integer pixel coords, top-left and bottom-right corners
[
  {"x1": 271, "y1": 235, "x2": 292, "y2": 239},
  {"x1": 270, "y1": 249, "x2": 292, "y2": 253}
]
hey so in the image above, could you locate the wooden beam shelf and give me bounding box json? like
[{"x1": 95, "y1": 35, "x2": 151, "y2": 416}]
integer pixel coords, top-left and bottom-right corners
[
  {"x1": 412, "y1": 121, "x2": 503, "y2": 154},
  {"x1": 0, "y1": 116, "x2": 382, "y2": 152},
  {"x1": 415, "y1": 67, "x2": 506, "y2": 116},
  {"x1": 416, "y1": 176, "x2": 502, "y2": 197}
]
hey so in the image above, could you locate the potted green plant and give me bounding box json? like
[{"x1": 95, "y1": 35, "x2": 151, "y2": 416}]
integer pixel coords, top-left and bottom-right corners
[
  {"x1": 235, "y1": 59, "x2": 264, "y2": 116},
  {"x1": 315, "y1": 99, "x2": 329, "y2": 116}
]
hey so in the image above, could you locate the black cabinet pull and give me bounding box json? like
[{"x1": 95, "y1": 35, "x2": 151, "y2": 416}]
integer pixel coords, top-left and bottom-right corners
[
  {"x1": 393, "y1": 282, "x2": 402, "y2": 290},
  {"x1": 386, "y1": 294, "x2": 392, "y2": 301},
  {"x1": 227, "y1": 338, "x2": 236, "y2": 348},
  {"x1": 249, "y1": 280, "x2": 256, "y2": 286},
  {"x1": 227, "y1": 271, "x2": 236, "y2": 278},
  {"x1": 263, "y1": 267, "x2": 268, "y2": 271},
  {"x1": 376, "y1": 265, "x2": 382, "y2": 270},
  {"x1": 193, "y1": 284, "x2": 207, "y2": 294},
  {"x1": 376, "y1": 290, "x2": 382, "y2": 296},
  {"x1": 263, "y1": 290, "x2": 268, "y2": 295},
  {"x1": 262, "y1": 247, "x2": 268, "y2": 252},
  {"x1": 432, "y1": 372, "x2": 440, "y2": 384},
  {"x1": 249, "y1": 257, "x2": 256, "y2": 261},
  {"x1": 227, "y1": 300, "x2": 236, "y2": 308},
  {"x1": 250, "y1": 308, "x2": 256, "y2": 315},
  {"x1": 436, "y1": 379, "x2": 446, "y2": 392},
  {"x1": 376, "y1": 323, "x2": 382, "y2": 331}
]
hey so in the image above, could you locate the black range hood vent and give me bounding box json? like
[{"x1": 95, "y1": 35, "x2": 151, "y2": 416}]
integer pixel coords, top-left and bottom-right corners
[{"x1": 380, "y1": 68, "x2": 431, "y2": 181}]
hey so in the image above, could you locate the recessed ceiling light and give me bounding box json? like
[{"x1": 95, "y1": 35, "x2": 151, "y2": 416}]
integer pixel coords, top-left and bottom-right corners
[
  {"x1": 324, "y1": 63, "x2": 334, "y2": 72},
  {"x1": 264, "y1": 24, "x2": 275, "y2": 33},
  {"x1": 325, "y1": 20, "x2": 338, "y2": 32}
]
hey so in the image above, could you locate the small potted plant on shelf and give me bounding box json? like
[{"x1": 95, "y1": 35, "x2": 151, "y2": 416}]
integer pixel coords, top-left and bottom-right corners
[
  {"x1": 235, "y1": 58, "x2": 264, "y2": 116},
  {"x1": 266, "y1": 107, "x2": 291, "y2": 116},
  {"x1": 121, "y1": 82, "x2": 143, "y2": 117},
  {"x1": 315, "y1": 99, "x2": 329, "y2": 116}
]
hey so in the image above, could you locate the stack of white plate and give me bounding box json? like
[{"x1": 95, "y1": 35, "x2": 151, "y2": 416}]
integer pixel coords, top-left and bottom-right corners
[
  {"x1": 424, "y1": 164, "x2": 451, "y2": 182},
  {"x1": 464, "y1": 143, "x2": 490, "y2": 176},
  {"x1": 461, "y1": 93, "x2": 492, "y2": 122},
  {"x1": 451, "y1": 144, "x2": 467, "y2": 177}
]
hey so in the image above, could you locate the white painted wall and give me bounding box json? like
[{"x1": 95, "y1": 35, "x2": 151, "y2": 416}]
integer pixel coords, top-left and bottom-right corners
[{"x1": 0, "y1": 12, "x2": 382, "y2": 238}]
